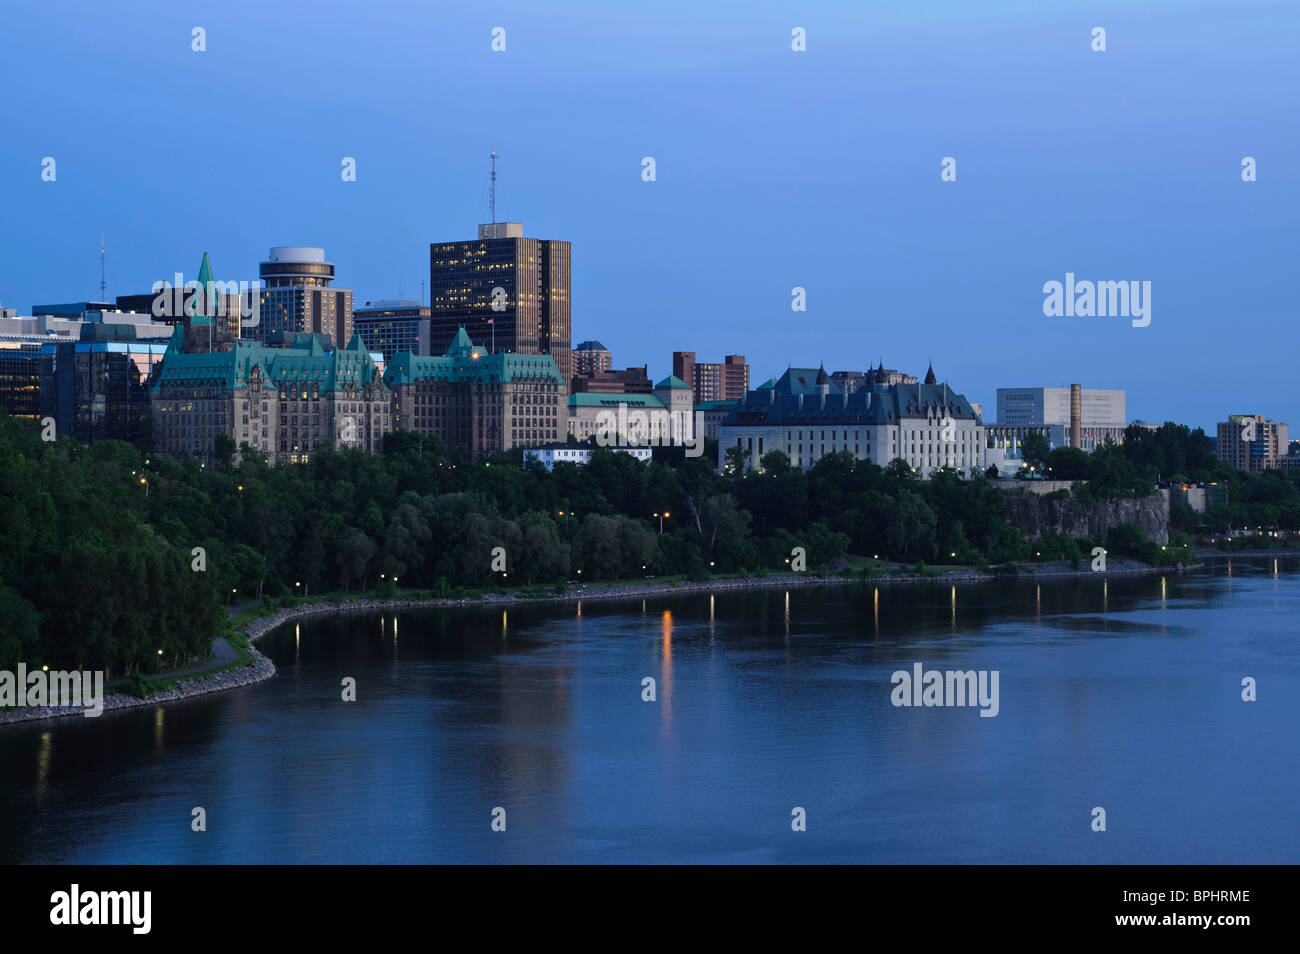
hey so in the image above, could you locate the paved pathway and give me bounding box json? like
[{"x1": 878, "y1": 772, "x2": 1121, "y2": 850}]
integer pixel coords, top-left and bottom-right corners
[{"x1": 106, "y1": 635, "x2": 241, "y2": 689}]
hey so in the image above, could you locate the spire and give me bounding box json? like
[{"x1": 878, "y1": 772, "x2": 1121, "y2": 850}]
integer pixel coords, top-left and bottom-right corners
[
  {"x1": 924, "y1": 362, "x2": 936, "y2": 385},
  {"x1": 193, "y1": 252, "x2": 218, "y2": 320}
]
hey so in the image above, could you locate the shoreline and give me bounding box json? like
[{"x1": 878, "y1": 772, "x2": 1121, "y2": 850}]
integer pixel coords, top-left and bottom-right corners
[
  {"x1": 1194, "y1": 547, "x2": 1300, "y2": 560},
  {"x1": 0, "y1": 554, "x2": 1234, "y2": 728}
]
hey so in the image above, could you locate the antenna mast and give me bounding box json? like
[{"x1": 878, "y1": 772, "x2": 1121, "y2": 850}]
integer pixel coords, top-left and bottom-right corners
[
  {"x1": 100, "y1": 231, "x2": 106, "y2": 300},
  {"x1": 490, "y1": 152, "x2": 497, "y2": 225}
]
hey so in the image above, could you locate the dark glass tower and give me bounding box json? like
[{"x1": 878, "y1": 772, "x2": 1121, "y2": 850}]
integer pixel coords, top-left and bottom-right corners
[{"x1": 428, "y1": 223, "x2": 572, "y2": 380}]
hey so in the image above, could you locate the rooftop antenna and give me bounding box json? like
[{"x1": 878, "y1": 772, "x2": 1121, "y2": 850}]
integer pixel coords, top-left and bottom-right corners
[
  {"x1": 490, "y1": 151, "x2": 497, "y2": 225},
  {"x1": 99, "y1": 231, "x2": 106, "y2": 301},
  {"x1": 419, "y1": 278, "x2": 426, "y2": 307}
]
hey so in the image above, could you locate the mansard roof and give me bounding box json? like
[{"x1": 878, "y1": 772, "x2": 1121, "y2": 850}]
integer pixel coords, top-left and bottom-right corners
[
  {"x1": 384, "y1": 326, "x2": 564, "y2": 387},
  {"x1": 775, "y1": 367, "x2": 842, "y2": 396},
  {"x1": 721, "y1": 378, "x2": 982, "y2": 428},
  {"x1": 569, "y1": 392, "x2": 666, "y2": 409},
  {"x1": 153, "y1": 324, "x2": 387, "y2": 393}
]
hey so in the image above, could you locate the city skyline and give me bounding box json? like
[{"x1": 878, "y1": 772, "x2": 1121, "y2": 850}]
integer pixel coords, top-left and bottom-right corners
[
  {"x1": 0, "y1": 228, "x2": 1282, "y2": 437},
  {"x1": 2, "y1": 1, "x2": 1296, "y2": 434}
]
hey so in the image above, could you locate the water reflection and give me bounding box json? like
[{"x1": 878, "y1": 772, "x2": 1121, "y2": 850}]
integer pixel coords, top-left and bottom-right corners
[
  {"x1": 1, "y1": 558, "x2": 1296, "y2": 865},
  {"x1": 660, "y1": 610, "x2": 673, "y2": 735}
]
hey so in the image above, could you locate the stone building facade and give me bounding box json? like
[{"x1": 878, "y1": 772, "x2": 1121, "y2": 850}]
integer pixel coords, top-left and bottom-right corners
[
  {"x1": 152, "y1": 320, "x2": 390, "y2": 466},
  {"x1": 718, "y1": 364, "x2": 984, "y2": 477},
  {"x1": 384, "y1": 326, "x2": 565, "y2": 461}
]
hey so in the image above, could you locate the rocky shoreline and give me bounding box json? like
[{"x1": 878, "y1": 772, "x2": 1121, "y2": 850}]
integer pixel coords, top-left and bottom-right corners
[
  {"x1": 0, "y1": 646, "x2": 277, "y2": 727},
  {"x1": 0, "y1": 556, "x2": 1204, "y2": 727},
  {"x1": 1195, "y1": 547, "x2": 1300, "y2": 560}
]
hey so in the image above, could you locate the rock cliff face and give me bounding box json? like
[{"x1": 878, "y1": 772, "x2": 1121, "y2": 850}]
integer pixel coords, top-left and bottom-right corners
[{"x1": 1001, "y1": 492, "x2": 1168, "y2": 545}]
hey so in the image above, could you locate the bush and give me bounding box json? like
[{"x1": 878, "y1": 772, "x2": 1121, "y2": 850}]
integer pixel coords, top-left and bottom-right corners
[{"x1": 124, "y1": 670, "x2": 164, "y2": 700}]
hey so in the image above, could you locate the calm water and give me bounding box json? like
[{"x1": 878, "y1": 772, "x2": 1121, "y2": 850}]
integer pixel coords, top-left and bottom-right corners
[{"x1": 3, "y1": 559, "x2": 1297, "y2": 864}]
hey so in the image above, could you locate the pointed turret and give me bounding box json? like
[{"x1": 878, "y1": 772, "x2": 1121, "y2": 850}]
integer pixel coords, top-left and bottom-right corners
[
  {"x1": 924, "y1": 362, "x2": 936, "y2": 385},
  {"x1": 196, "y1": 251, "x2": 215, "y2": 287},
  {"x1": 448, "y1": 326, "x2": 476, "y2": 355}
]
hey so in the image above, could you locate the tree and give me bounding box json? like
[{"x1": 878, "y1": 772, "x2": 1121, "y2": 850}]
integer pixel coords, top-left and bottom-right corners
[
  {"x1": 723, "y1": 444, "x2": 751, "y2": 475},
  {"x1": 1020, "y1": 431, "x2": 1050, "y2": 470},
  {"x1": 1045, "y1": 447, "x2": 1091, "y2": 480},
  {"x1": 213, "y1": 433, "x2": 236, "y2": 471}
]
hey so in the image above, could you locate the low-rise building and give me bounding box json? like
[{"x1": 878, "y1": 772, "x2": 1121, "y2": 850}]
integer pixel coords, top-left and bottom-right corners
[
  {"x1": 524, "y1": 443, "x2": 653, "y2": 471},
  {"x1": 694, "y1": 399, "x2": 739, "y2": 441},
  {"x1": 984, "y1": 424, "x2": 1054, "y2": 475},
  {"x1": 566, "y1": 376, "x2": 693, "y2": 446},
  {"x1": 570, "y1": 366, "x2": 652, "y2": 394}
]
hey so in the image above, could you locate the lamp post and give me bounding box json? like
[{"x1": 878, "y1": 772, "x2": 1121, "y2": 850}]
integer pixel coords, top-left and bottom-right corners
[{"x1": 653, "y1": 511, "x2": 669, "y2": 534}]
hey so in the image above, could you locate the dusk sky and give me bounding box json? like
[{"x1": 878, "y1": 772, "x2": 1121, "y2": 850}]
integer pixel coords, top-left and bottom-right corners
[{"x1": 2, "y1": 0, "x2": 1295, "y2": 430}]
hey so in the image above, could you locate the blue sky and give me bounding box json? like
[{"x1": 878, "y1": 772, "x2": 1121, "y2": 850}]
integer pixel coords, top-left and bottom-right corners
[{"x1": 2, "y1": 0, "x2": 1296, "y2": 430}]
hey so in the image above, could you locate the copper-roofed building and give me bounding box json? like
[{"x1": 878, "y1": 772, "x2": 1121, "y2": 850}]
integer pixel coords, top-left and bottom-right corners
[
  {"x1": 151, "y1": 318, "x2": 390, "y2": 466},
  {"x1": 385, "y1": 326, "x2": 565, "y2": 461}
]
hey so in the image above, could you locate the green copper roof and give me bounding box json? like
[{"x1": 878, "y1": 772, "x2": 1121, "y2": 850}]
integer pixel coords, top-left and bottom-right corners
[
  {"x1": 569, "y1": 393, "x2": 666, "y2": 409},
  {"x1": 153, "y1": 325, "x2": 388, "y2": 393},
  {"x1": 384, "y1": 327, "x2": 564, "y2": 387},
  {"x1": 189, "y1": 252, "x2": 220, "y2": 324},
  {"x1": 196, "y1": 252, "x2": 215, "y2": 288},
  {"x1": 757, "y1": 378, "x2": 777, "y2": 390},
  {"x1": 655, "y1": 375, "x2": 689, "y2": 390},
  {"x1": 694, "y1": 399, "x2": 738, "y2": 411},
  {"x1": 449, "y1": 327, "x2": 475, "y2": 352}
]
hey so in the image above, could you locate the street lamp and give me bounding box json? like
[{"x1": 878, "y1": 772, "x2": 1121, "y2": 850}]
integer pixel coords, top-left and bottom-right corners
[
  {"x1": 140, "y1": 476, "x2": 148, "y2": 497},
  {"x1": 653, "y1": 511, "x2": 670, "y2": 534}
]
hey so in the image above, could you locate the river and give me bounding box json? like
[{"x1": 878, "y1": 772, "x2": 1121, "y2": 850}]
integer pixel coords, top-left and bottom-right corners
[{"x1": 2, "y1": 557, "x2": 1296, "y2": 864}]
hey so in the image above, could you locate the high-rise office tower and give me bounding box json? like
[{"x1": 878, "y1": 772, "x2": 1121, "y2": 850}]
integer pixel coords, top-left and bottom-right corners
[
  {"x1": 573, "y1": 339, "x2": 612, "y2": 376},
  {"x1": 252, "y1": 247, "x2": 353, "y2": 350},
  {"x1": 1217, "y1": 414, "x2": 1289, "y2": 472},
  {"x1": 352, "y1": 299, "x2": 433, "y2": 360},
  {"x1": 428, "y1": 223, "x2": 572, "y2": 379},
  {"x1": 672, "y1": 352, "x2": 749, "y2": 404}
]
